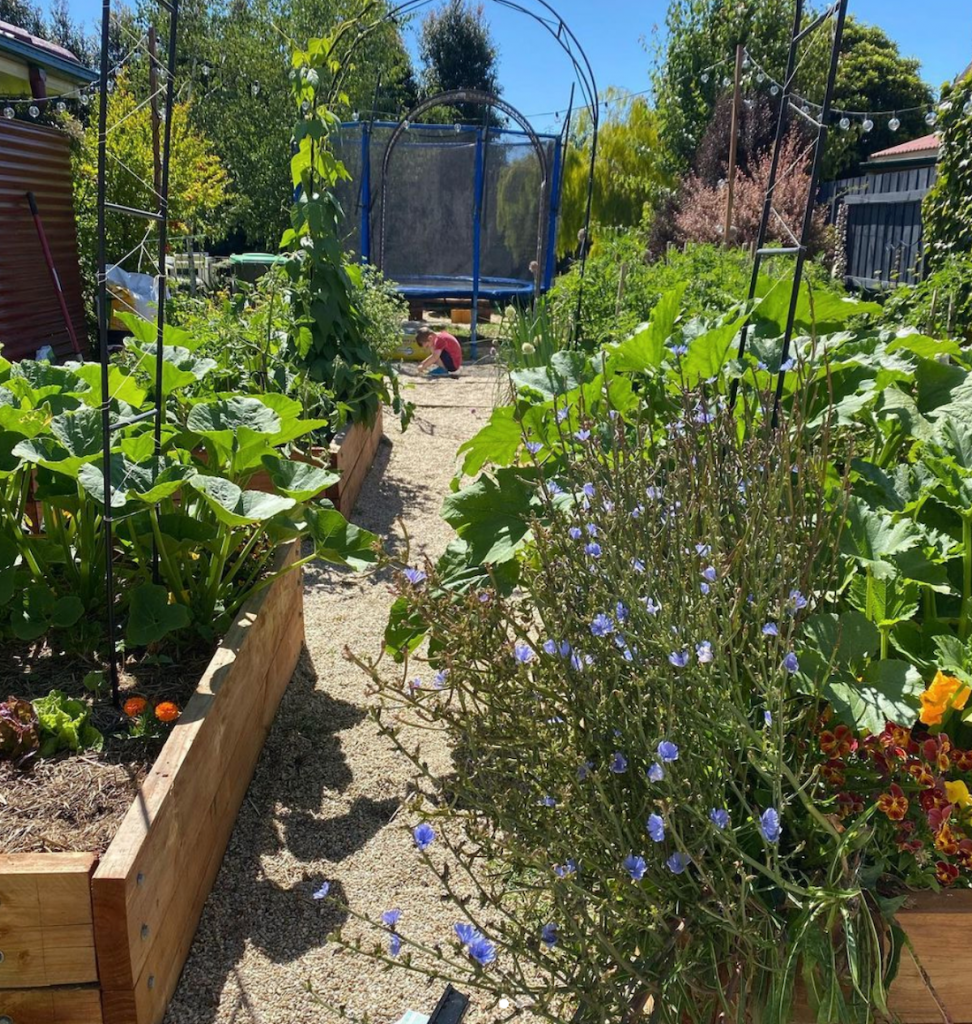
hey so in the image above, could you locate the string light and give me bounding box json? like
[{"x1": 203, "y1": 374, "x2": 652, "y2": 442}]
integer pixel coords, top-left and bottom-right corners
[
  {"x1": 888, "y1": 115, "x2": 900, "y2": 131},
  {"x1": 250, "y1": 81, "x2": 260, "y2": 97},
  {"x1": 701, "y1": 72, "x2": 709, "y2": 84},
  {"x1": 839, "y1": 116, "x2": 850, "y2": 130},
  {"x1": 28, "y1": 104, "x2": 39, "y2": 118},
  {"x1": 861, "y1": 117, "x2": 873, "y2": 132},
  {"x1": 925, "y1": 110, "x2": 937, "y2": 126},
  {"x1": 3, "y1": 106, "x2": 13, "y2": 119},
  {"x1": 964, "y1": 99, "x2": 972, "y2": 115}
]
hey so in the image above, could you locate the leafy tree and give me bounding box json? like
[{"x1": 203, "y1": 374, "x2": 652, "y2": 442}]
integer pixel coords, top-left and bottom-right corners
[
  {"x1": 652, "y1": 2, "x2": 933, "y2": 182},
  {"x1": 923, "y1": 73, "x2": 972, "y2": 271},
  {"x1": 74, "y1": 77, "x2": 232, "y2": 275},
  {"x1": 651, "y1": 0, "x2": 793, "y2": 178},
  {"x1": 823, "y1": 19, "x2": 934, "y2": 179},
  {"x1": 0, "y1": 0, "x2": 44, "y2": 34},
  {"x1": 171, "y1": 0, "x2": 416, "y2": 247},
  {"x1": 418, "y1": 0, "x2": 501, "y2": 124},
  {"x1": 557, "y1": 91, "x2": 670, "y2": 253}
]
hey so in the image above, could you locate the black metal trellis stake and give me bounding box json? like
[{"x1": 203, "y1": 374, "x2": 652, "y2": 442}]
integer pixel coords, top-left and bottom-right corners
[
  {"x1": 97, "y1": 0, "x2": 180, "y2": 705},
  {"x1": 728, "y1": 0, "x2": 848, "y2": 428}
]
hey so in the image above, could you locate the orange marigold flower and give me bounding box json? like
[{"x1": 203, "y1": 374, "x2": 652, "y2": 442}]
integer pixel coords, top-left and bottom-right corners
[
  {"x1": 920, "y1": 671, "x2": 971, "y2": 726},
  {"x1": 877, "y1": 783, "x2": 909, "y2": 821},
  {"x1": 936, "y1": 861, "x2": 960, "y2": 886},
  {"x1": 123, "y1": 696, "x2": 148, "y2": 718},
  {"x1": 154, "y1": 701, "x2": 180, "y2": 723}
]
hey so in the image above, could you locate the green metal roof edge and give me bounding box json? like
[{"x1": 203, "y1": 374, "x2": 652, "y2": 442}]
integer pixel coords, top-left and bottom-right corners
[{"x1": 0, "y1": 33, "x2": 98, "y2": 83}]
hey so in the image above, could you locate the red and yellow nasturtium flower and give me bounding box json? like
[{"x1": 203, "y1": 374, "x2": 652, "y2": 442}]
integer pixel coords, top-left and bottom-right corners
[
  {"x1": 936, "y1": 861, "x2": 959, "y2": 886},
  {"x1": 819, "y1": 724, "x2": 857, "y2": 758},
  {"x1": 919, "y1": 670, "x2": 972, "y2": 726},
  {"x1": 154, "y1": 701, "x2": 180, "y2": 723},
  {"x1": 123, "y1": 696, "x2": 148, "y2": 718},
  {"x1": 877, "y1": 783, "x2": 909, "y2": 821}
]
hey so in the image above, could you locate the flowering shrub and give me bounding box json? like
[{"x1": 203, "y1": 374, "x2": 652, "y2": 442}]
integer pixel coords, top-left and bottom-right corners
[{"x1": 338, "y1": 396, "x2": 912, "y2": 1023}]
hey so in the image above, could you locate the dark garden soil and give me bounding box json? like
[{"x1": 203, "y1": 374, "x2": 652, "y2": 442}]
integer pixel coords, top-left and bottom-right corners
[{"x1": 0, "y1": 640, "x2": 211, "y2": 855}]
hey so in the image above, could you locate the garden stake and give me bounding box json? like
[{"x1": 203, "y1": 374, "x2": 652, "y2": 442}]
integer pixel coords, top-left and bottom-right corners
[{"x1": 25, "y1": 192, "x2": 83, "y2": 357}]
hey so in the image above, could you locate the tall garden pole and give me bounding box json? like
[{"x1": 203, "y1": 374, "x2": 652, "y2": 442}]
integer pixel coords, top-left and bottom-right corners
[{"x1": 723, "y1": 42, "x2": 745, "y2": 247}]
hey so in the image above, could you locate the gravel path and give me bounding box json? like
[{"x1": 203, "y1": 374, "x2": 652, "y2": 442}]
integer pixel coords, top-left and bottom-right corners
[{"x1": 165, "y1": 367, "x2": 501, "y2": 1024}]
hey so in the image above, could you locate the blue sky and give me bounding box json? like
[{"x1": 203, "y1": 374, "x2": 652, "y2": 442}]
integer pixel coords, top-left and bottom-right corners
[{"x1": 60, "y1": 0, "x2": 970, "y2": 133}]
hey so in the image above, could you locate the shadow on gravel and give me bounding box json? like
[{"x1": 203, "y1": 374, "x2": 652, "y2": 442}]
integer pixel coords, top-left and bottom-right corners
[{"x1": 165, "y1": 647, "x2": 396, "y2": 1023}]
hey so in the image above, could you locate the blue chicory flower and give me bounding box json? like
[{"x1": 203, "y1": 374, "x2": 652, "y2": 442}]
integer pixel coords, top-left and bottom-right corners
[
  {"x1": 558, "y1": 640, "x2": 571, "y2": 657},
  {"x1": 547, "y1": 481, "x2": 564, "y2": 496},
  {"x1": 670, "y1": 343, "x2": 689, "y2": 357},
  {"x1": 313, "y1": 881, "x2": 331, "y2": 900},
  {"x1": 610, "y1": 752, "x2": 628, "y2": 773},
  {"x1": 467, "y1": 933, "x2": 497, "y2": 966},
  {"x1": 585, "y1": 542, "x2": 602, "y2": 558},
  {"x1": 762, "y1": 622, "x2": 779, "y2": 636},
  {"x1": 582, "y1": 483, "x2": 596, "y2": 498},
  {"x1": 788, "y1": 589, "x2": 808, "y2": 612},
  {"x1": 760, "y1": 807, "x2": 782, "y2": 844},
  {"x1": 590, "y1": 613, "x2": 614, "y2": 637},
  {"x1": 696, "y1": 544, "x2": 711, "y2": 556},
  {"x1": 382, "y1": 909, "x2": 402, "y2": 928},
  {"x1": 709, "y1": 808, "x2": 730, "y2": 829},
  {"x1": 702, "y1": 566, "x2": 717, "y2": 583},
  {"x1": 577, "y1": 761, "x2": 593, "y2": 781},
  {"x1": 696, "y1": 641, "x2": 713, "y2": 664},
  {"x1": 647, "y1": 813, "x2": 666, "y2": 842},
  {"x1": 765, "y1": 709, "x2": 773, "y2": 726},
  {"x1": 433, "y1": 669, "x2": 449, "y2": 688},
  {"x1": 666, "y1": 852, "x2": 691, "y2": 874},
  {"x1": 389, "y1": 933, "x2": 402, "y2": 956},
  {"x1": 647, "y1": 762, "x2": 665, "y2": 782},
  {"x1": 783, "y1": 652, "x2": 799, "y2": 674},
  {"x1": 700, "y1": 583, "x2": 711, "y2": 595},
  {"x1": 623, "y1": 854, "x2": 647, "y2": 881},
  {"x1": 526, "y1": 441, "x2": 543, "y2": 455},
  {"x1": 631, "y1": 505, "x2": 644, "y2": 519},
  {"x1": 657, "y1": 740, "x2": 679, "y2": 763},
  {"x1": 541, "y1": 922, "x2": 558, "y2": 948},
  {"x1": 616, "y1": 602, "x2": 629, "y2": 622},
  {"x1": 403, "y1": 567, "x2": 427, "y2": 585},
  {"x1": 543, "y1": 638, "x2": 558, "y2": 655},
  {"x1": 586, "y1": 522, "x2": 598, "y2": 536},
  {"x1": 668, "y1": 650, "x2": 689, "y2": 668},
  {"x1": 554, "y1": 859, "x2": 577, "y2": 877},
  {"x1": 541, "y1": 795, "x2": 557, "y2": 807},
  {"x1": 575, "y1": 429, "x2": 591, "y2": 442},
  {"x1": 646, "y1": 486, "x2": 662, "y2": 500},
  {"x1": 413, "y1": 823, "x2": 436, "y2": 850},
  {"x1": 644, "y1": 597, "x2": 661, "y2": 616},
  {"x1": 632, "y1": 558, "x2": 646, "y2": 573},
  {"x1": 556, "y1": 406, "x2": 570, "y2": 423},
  {"x1": 514, "y1": 643, "x2": 535, "y2": 664},
  {"x1": 569, "y1": 526, "x2": 582, "y2": 540},
  {"x1": 477, "y1": 591, "x2": 491, "y2": 603},
  {"x1": 455, "y1": 922, "x2": 478, "y2": 945},
  {"x1": 780, "y1": 357, "x2": 795, "y2": 372}
]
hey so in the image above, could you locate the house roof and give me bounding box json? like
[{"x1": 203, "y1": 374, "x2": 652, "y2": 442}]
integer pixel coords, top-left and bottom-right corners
[
  {"x1": 870, "y1": 134, "x2": 940, "y2": 161},
  {"x1": 0, "y1": 19, "x2": 97, "y2": 83}
]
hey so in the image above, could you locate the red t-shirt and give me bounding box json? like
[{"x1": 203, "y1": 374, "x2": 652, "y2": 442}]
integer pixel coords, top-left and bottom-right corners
[{"x1": 433, "y1": 332, "x2": 463, "y2": 370}]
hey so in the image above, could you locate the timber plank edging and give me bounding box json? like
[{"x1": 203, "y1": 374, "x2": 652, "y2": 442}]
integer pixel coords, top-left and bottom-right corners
[{"x1": 0, "y1": 543, "x2": 304, "y2": 1024}]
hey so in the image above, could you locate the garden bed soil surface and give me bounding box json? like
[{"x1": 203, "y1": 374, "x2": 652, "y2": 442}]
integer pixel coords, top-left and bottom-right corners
[
  {"x1": 0, "y1": 647, "x2": 211, "y2": 856},
  {"x1": 163, "y1": 367, "x2": 506, "y2": 1024}
]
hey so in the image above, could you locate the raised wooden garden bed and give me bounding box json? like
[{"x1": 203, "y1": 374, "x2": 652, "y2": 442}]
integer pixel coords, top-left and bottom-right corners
[
  {"x1": 325, "y1": 408, "x2": 383, "y2": 519},
  {"x1": 0, "y1": 543, "x2": 304, "y2": 1024}
]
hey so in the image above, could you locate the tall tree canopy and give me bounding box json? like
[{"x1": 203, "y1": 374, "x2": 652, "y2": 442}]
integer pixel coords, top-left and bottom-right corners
[
  {"x1": 418, "y1": 0, "x2": 501, "y2": 124},
  {"x1": 652, "y1": 1, "x2": 933, "y2": 181}
]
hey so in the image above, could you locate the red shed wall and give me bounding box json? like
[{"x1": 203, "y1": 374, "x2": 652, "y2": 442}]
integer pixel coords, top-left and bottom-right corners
[{"x1": 0, "y1": 118, "x2": 87, "y2": 361}]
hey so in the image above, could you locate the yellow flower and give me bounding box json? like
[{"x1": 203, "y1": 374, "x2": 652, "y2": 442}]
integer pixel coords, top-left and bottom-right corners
[
  {"x1": 919, "y1": 670, "x2": 971, "y2": 726},
  {"x1": 945, "y1": 780, "x2": 972, "y2": 810}
]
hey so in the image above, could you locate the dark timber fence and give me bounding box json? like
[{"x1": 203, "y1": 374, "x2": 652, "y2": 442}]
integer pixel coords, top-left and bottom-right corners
[{"x1": 820, "y1": 164, "x2": 937, "y2": 291}]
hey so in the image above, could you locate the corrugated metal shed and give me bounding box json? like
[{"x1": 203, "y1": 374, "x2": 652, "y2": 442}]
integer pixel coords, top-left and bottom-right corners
[{"x1": 0, "y1": 117, "x2": 88, "y2": 360}]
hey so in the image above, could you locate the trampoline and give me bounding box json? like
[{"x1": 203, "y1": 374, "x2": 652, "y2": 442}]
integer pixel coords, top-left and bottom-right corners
[{"x1": 331, "y1": 108, "x2": 565, "y2": 353}]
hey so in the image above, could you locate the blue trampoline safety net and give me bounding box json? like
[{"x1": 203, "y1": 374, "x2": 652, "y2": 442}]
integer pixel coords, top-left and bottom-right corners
[{"x1": 331, "y1": 122, "x2": 562, "y2": 301}]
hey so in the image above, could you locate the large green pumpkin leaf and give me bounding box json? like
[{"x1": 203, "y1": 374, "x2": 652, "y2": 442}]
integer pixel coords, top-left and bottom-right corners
[
  {"x1": 187, "y1": 396, "x2": 281, "y2": 437},
  {"x1": 441, "y1": 469, "x2": 535, "y2": 565},
  {"x1": 126, "y1": 582, "x2": 190, "y2": 645},
  {"x1": 49, "y1": 408, "x2": 103, "y2": 458},
  {"x1": 189, "y1": 475, "x2": 296, "y2": 526},
  {"x1": 840, "y1": 498, "x2": 921, "y2": 579},
  {"x1": 608, "y1": 284, "x2": 686, "y2": 373},
  {"x1": 510, "y1": 351, "x2": 593, "y2": 401},
  {"x1": 825, "y1": 661, "x2": 922, "y2": 735},
  {"x1": 259, "y1": 455, "x2": 338, "y2": 501},
  {"x1": 682, "y1": 313, "x2": 747, "y2": 381},
  {"x1": 458, "y1": 406, "x2": 523, "y2": 477},
  {"x1": 304, "y1": 506, "x2": 378, "y2": 570},
  {"x1": 72, "y1": 364, "x2": 147, "y2": 408}
]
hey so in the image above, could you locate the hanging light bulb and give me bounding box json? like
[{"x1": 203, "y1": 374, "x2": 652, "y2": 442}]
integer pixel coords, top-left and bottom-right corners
[
  {"x1": 106, "y1": 78, "x2": 115, "y2": 93},
  {"x1": 862, "y1": 117, "x2": 873, "y2": 133},
  {"x1": 742, "y1": 54, "x2": 751, "y2": 70},
  {"x1": 964, "y1": 99, "x2": 972, "y2": 115},
  {"x1": 301, "y1": 99, "x2": 310, "y2": 113},
  {"x1": 352, "y1": 110, "x2": 360, "y2": 122},
  {"x1": 925, "y1": 109, "x2": 937, "y2": 126},
  {"x1": 770, "y1": 84, "x2": 780, "y2": 97},
  {"x1": 81, "y1": 91, "x2": 91, "y2": 106},
  {"x1": 3, "y1": 106, "x2": 14, "y2": 119},
  {"x1": 701, "y1": 72, "x2": 709, "y2": 84},
  {"x1": 159, "y1": 105, "x2": 167, "y2": 122},
  {"x1": 28, "y1": 104, "x2": 39, "y2": 118},
  {"x1": 722, "y1": 76, "x2": 731, "y2": 88},
  {"x1": 756, "y1": 71, "x2": 765, "y2": 83},
  {"x1": 251, "y1": 81, "x2": 260, "y2": 97},
  {"x1": 454, "y1": 122, "x2": 461, "y2": 133},
  {"x1": 839, "y1": 116, "x2": 850, "y2": 130},
  {"x1": 403, "y1": 119, "x2": 411, "y2": 130},
  {"x1": 888, "y1": 115, "x2": 900, "y2": 131},
  {"x1": 56, "y1": 101, "x2": 67, "y2": 114}
]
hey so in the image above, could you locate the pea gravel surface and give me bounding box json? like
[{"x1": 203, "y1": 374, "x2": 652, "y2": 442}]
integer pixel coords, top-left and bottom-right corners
[{"x1": 165, "y1": 367, "x2": 511, "y2": 1024}]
